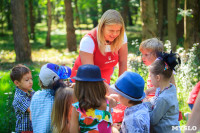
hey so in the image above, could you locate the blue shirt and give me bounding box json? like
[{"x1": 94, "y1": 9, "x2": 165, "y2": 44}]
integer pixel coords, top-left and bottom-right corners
[
  {"x1": 146, "y1": 84, "x2": 181, "y2": 133},
  {"x1": 121, "y1": 103, "x2": 150, "y2": 133},
  {"x1": 12, "y1": 87, "x2": 35, "y2": 132},
  {"x1": 30, "y1": 89, "x2": 54, "y2": 133}
]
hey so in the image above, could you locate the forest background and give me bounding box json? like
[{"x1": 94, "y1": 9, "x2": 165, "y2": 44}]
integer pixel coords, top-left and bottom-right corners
[{"x1": 0, "y1": 0, "x2": 200, "y2": 132}]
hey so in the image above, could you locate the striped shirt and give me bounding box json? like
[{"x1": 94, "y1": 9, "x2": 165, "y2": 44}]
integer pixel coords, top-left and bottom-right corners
[
  {"x1": 12, "y1": 87, "x2": 35, "y2": 132},
  {"x1": 30, "y1": 89, "x2": 54, "y2": 133}
]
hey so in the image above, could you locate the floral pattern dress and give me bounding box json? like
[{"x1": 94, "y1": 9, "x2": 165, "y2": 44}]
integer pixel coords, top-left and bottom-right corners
[{"x1": 72, "y1": 100, "x2": 112, "y2": 133}]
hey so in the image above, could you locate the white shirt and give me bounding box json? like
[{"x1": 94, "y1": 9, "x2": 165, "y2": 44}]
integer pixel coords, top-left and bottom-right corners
[{"x1": 80, "y1": 31, "x2": 127, "y2": 54}]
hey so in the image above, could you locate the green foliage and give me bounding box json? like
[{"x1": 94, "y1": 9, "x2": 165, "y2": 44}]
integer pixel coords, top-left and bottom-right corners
[{"x1": 177, "y1": 8, "x2": 193, "y2": 24}]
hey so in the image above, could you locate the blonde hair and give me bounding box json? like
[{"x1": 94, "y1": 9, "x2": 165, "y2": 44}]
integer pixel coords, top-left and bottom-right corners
[
  {"x1": 97, "y1": 9, "x2": 125, "y2": 55},
  {"x1": 51, "y1": 86, "x2": 73, "y2": 133},
  {"x1": 139, "y1": 38, "x2": 164, "y2": 55}
]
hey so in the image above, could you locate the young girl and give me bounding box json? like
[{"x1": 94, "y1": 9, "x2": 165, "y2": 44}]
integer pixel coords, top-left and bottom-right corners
[
  {"x1": 147, "y1": 52, "x2": 181, "y2": 133},
  {"x1": 51, "y1": 86, "x2": 73, "y2": 133},
  {"x1": 70, "y1": 64, "x2": 117, "y2": 133}
]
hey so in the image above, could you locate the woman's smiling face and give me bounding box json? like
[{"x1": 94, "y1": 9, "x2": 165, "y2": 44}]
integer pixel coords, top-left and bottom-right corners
[{"x1": 103, "y1": 24, "x2": 122, "y2": 43}]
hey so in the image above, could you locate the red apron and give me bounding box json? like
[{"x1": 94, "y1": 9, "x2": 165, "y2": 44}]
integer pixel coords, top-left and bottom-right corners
[{"x1": 71, "y1": 28, "x2": 118, "y2": 84}]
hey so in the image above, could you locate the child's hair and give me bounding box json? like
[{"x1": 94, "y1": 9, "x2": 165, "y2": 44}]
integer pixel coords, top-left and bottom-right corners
[
  {"x1": 139, "y1": 38, "x2": 164, "y2": 54},
  {"x1": 150, "y1": 51, "x2": 181, "y2": 79},
  {"x1": 128, "y1": 100, "x2": 142, "y2": 105},
  {"x1": 74, "y1": 81, "x2": 106, "y2": 111},
  {"x1": 10, "y1": 64, "x2": 31, "y2": 82},
  {"x1": 51, "y1": 86, "x2": 73, "y2": 133}
]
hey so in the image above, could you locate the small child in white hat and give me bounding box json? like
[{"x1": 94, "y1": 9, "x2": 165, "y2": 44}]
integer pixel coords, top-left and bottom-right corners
[{"x1": 30, "y1": 63, "x2": 71, "y2": 133}]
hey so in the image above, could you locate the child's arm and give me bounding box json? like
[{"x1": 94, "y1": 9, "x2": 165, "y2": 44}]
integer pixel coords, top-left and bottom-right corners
[
  {"x1": 27, "y1": 107, "x2": 30, "y2": 113},
  {"x1": 70, "y1": 107, "x2": 79, "y2": 133},
  {"x1": 145, "y1": 87, "x2": 156, "y2": 96},
  {"x1": 29, "y1": 111, "x2": 32, "y2": 121},
  {"x1": 185, "y1": 91, "x2": 200, "y2": 133},
  {"x1": 149, "y1": 97, "x2": 169, "y2": 125}
]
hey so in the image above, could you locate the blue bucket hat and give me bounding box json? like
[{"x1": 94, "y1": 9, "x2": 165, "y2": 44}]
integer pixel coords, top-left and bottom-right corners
[
  {"x1": 110, "y1": 71, "x2": 145, "y2": 101},
  {"x1": 39, "y1": 63, "x2": 71, "y2": 86},
  {"x1": 72, "y1": 64, "x2": 105, "y2": 82}
]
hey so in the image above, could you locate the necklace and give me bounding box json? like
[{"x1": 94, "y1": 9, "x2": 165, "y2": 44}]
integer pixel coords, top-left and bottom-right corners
[{"x1": 157, "y1": 84, "x2": 172, "y2": 96}]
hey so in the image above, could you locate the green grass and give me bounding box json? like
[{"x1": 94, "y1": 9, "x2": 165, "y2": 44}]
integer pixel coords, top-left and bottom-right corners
[{"x1": 1, "y1": 22, "x2": 199, "y2": 132}]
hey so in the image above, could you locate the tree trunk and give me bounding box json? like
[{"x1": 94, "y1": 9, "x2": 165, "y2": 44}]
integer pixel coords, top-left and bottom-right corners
[
  {"x1": 128, "y1": 6, "x2": 133, "y2": 26},
  {"x1": 102, "y1": 0, "x2": 112, "y2": 13},
  {"x1": 193, "y1": 0, "x2": 200, "y2": 43},
  {"x1": 37, "y1": 7, "x2": 42, "y2": 23},
  {"x1": 11, "y1": 0, "x2": 31, "y2": 62},
  {"x1": 140, "y1": 0, "x2": 157, "y2": 40},
  {"x1": 64, "y1": 0, "x2": 77, "y2": 51},
  {"x1": 6, "y1": 0, "x2": 12, "y2": 30},
  {"x1": 29, "y1": 0, "x2": 35, "y2": 39},
  {"x1": 176, "y1": 0, "x2": 184, "y2": 40},
  {"x1": 163, "y1": 0, "x2": 168, "y2": 37},
  {"x1": 184, "y1": 0, "x2": 197, "y2": 50},
  {"x1": 168, "y1": 0, "x2": 177, "y2": 52},
  {"x1": 157, "y1": 0, "x2": 164, "y2": 41},
  {"x1": 46, "y1": 0, "x2": 52, "y2": 48},
  {"x1": 90, "y1": 1, "x2": 98, "y2": 28},
  {"x1": 74, "y1": 0, "x2": 80, "y2": 26},
  {"x1": 121, "y1": 0, "x2": 129, "y2": 27}
]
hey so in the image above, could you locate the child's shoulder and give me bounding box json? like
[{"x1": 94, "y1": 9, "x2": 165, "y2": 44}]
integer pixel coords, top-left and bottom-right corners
[{"x1": 31, "y1": 89, "x2": 54, "y2": 101}]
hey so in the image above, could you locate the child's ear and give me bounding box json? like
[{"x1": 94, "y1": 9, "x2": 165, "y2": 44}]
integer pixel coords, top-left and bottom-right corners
[
  {"x1": 14, "y1": 80, "x2": 20, "y2": 87},
  {"x1": 156, "y1": 75, "x2": 161, "y2": 82}
]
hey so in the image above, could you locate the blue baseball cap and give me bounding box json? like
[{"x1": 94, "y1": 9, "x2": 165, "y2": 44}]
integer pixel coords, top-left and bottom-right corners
[{"x1": 39, "y1": 63, "x2": 71, "y2": 86}]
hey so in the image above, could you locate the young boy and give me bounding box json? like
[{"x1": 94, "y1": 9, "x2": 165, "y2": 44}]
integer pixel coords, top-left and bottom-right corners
[
  {"x1": 11, "y1": 64, "x2": 35, "y2": 133},
  {"x1": 139, "y1": 38, "x2": 164, "y2": 97},
  {"x1": 111, "y1": 71, "x2": 150, "y2": 133},
  {"x1": 30, "y1": 63, "x2": 71, "y2": 133}
]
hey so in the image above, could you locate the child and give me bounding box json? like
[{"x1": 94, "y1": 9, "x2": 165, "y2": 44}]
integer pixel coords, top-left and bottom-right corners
[
  {"x1": 139, "y1": 38, "x2": 164, "y2": 97},
  {"x1": 187, "y1": 81, "x2": 200, "y2": 110},
  {"x1": 30, "y1": 63, "x2": 71, "y2": 133},
  {"x1": 111, "y1": 71, "x2": 150, "y2": 133},
  {"x1": 11, "y1": 64, "x2": 35, "y2": 133},
  {"x1": 147, "y1": 52, "x2": 181, "y2": 133},
  {"x1": 70, "y1": 64, "x2": 117, "y2": 133},
  {"x1": 51, "y1": 86, "x2": 74, "y2": 133},
  {"x1": 184, "y1": 81, "x2": 200, "y2": 120}
]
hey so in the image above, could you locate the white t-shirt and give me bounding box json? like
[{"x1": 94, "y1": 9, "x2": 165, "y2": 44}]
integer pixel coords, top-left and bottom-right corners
[{"x1": 80, "y1": 32, "x2": 127, "y2": 54}]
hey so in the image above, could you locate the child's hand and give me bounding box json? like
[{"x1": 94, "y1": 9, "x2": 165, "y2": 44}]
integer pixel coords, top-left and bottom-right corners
[
  {"x1": 109, "y1": 94, "x2": 119, "y2": 102},
  {"x1": 112, "y1": 123, "x2": 121, "y2": 131},
  {"x1": 145, "y1": 87, "x2": 156, "y2": 96},
  {"x1": 69, "y1": 83, "x2": 75, "y2": 88},
  {"x1": 107, "y1": 95, "x2": 118, "y2": 108}
]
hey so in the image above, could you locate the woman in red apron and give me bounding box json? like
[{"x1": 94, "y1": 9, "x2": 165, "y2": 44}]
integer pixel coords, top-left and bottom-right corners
[{"x1": 70, "y1": 9, "x2": 128, "y2": 85}]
